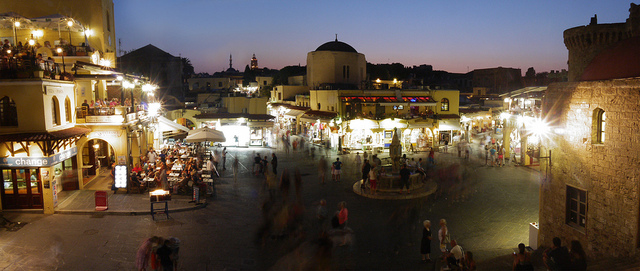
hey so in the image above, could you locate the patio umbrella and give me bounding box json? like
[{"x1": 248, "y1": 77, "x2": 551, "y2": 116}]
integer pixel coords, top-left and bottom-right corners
[
  {"x1": 30, "y1": 14, "x2": 86, "y2": 46},
  {"x1": 185, "y1": 127, "x2": 226, "y2": 143},
  {"x1": 0, "y1": 12, "x2": 34, "y2": 45}
]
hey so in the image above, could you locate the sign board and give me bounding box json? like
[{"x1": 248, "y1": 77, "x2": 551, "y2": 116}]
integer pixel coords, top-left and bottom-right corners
[
  {"x1": 114, "y1": 165, "x2": 128, "y2": 188},
  {"x1": 86, "y1": 115, "x2": 125, "y2": 123},
  {"x1": 193, "y1": 186, "x2": 200, "y2": 202},
  {"x1": 117, "y1": 155, "x2": 126, "y2": 165},
  {"x1": 95, "y1": 191, "x2": 108, "y2": 211},
  {"x1": 0, "y1": 147, "x2": 77, "y2": 168}
]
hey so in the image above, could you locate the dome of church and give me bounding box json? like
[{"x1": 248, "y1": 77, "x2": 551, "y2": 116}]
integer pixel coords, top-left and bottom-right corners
[
  {"x1": 315, "y1": 39, "x2": 358, "y2": 53},
  {"x1": 580, "y1": 36, "x2": 640, "y2": 81}
]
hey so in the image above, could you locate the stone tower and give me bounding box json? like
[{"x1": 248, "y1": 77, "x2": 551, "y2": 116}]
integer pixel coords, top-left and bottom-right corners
[{"x1": 564, "y1": 3, "x2": 640, "y2": 81}]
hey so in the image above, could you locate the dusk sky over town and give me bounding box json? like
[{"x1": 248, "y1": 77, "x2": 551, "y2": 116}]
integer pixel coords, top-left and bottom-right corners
[{"x1": 115, "y1": 0, "x2": 632, "y2": 75}]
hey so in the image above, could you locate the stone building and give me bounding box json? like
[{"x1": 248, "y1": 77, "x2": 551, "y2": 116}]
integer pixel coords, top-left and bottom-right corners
[
  {"x1": 306, "y1": 38, "x2": 367, "y2": 90},
  {"x1": 539, "y1": 3, "x2": 640, "y2": 259}
]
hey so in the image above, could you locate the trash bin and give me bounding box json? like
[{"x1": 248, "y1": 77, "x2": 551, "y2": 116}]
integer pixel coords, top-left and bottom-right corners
[
  {"x1": 529, "y1": 222, "x2": 539, "y2": 250},
  {"x1": 95, "y1": 191, "x2": 108, "y2": 211}
]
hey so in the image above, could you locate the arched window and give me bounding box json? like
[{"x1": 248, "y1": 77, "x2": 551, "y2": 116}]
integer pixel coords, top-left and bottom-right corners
[
  {"x1": 64, "y1": 97, "x2": 72, "y2": 122},
  {"x1": 0, "y1": 96, "x2": 18, "y2": 126},
  {"x1": 441, "y1": 98, "x2": 450, "y2": 111},
  {"x1": 52, "y1": 97, "x2": 60, "y2": 126},
  {"x1": 592, "y1": 108, "x2": 605, "y2": 144}
]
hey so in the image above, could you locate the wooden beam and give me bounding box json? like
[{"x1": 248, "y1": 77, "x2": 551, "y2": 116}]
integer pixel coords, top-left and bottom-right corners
[
  {"x1": 18, "y1": 141, "x2": 29, "y2": 156},
  {"x1": 3, "y1": 142, "x2": 14, "y2": 156},
  {"x1": 35, "y1": 141, "x2": 46, "y2": 154}
]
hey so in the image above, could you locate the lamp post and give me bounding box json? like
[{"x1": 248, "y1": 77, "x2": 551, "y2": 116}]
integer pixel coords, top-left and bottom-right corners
[
  {"x1": 12, "y1": 20, "x2": 19, "y2": 49},
  {"x1": 67, "y1": 20, "x2": 73, "y2": 48},
  {"x1": 56, "y1": 47, "x2": 66, "y2": 74}
]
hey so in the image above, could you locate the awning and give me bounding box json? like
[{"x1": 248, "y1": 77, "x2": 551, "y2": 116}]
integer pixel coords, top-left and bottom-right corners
[
  {"x1": 438, "y1": 120, "x2": 462, "y2": 131},
  {"x1": 408, "y1": 122, "x2": 433, "y2": 128},
  {"x1": 249, "y1": 121, "x2": 275, "y2": 128},
  {"x1": 0, "y1": 127, "x2": 91, "y2": 142},
  {"x1": 285, "y1": 109, "x2": 306, "y2": 117},
  {"x1": 158, "y1": 116, "x2": 189, "y2": 132}
]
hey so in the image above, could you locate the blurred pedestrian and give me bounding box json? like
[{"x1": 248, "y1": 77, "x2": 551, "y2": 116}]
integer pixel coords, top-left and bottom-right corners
[
  {"x1": 222, "y1": 147, "x2": 227, "y2": 170},
  {"x1": 232, "y1": 157, "x2": 239, "y2": 183},
  {"x1": 361, "y1": 159, "x2": 371, "y2": 190},
  {"x1": 369, "y1": 163, "x2": 378, "y2": 194},
  {"x1": 354, "y1": 152, "x2": 362, "y2": 174},
  {"x1": 271, "y1": 153, "x2": 278, "y2": 175},
  {"x1": 156, "y1": 239, "x2": 174, "y2": 271},
  {"x1": 438, "y1": 219, "x2": 450, "y2": 255},
  {"x1": 136, "y1": 236, "x2": 159, "y2": 271},
  {"x1": 332, "y1": 158, "x2": 343, "y2": 182},
  {"x1": 569, "y1": 240, "x2": 587, "y2": 271},
  {"x1": 513, "y1": 243, "x2": 533, "y2": 271},
  {"x1": 318, "y1": 156, "x2": 328, "y2": 184},
  {"x1": 421, "y1": 220, "x2": 432, "y2": 262},
  {"x1": 399, "y1": 163, "x2": 411, "y2": 194},
  {"x1": 169, "y1": 237, "x2": 181, "y2": 271}
]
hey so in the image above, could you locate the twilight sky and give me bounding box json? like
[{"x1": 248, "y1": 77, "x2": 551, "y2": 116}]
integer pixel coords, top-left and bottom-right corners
[{"x1": 114, "y1": 0, "x2": 632, "y2": 75}]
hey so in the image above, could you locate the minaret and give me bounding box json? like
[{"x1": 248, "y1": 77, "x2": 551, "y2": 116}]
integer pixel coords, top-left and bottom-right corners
[
  {"x1": 229, "y1": 54, "x2": 233, "y2": 70},
  {"x1": 250, "y1": 54, "x2": 258, "y2": 70}
]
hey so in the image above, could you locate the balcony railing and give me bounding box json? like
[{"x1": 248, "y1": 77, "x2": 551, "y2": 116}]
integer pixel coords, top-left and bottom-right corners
[
  {"x1": 76, "y1": 105, "x2": 148, "y2": 124},
  {"x1": 0, "y1": 56, "x2": 70, "y2": 80}
]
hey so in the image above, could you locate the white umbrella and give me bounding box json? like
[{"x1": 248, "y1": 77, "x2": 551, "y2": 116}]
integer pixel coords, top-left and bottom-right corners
[{"x1": 185, "y1": 127, "x2": 226, "y2": 143}]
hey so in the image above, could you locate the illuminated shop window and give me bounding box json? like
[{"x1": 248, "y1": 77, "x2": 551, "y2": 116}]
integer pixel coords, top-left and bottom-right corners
[{"x1": 566, "y1": 185, "x2": 587, "y2": 230}]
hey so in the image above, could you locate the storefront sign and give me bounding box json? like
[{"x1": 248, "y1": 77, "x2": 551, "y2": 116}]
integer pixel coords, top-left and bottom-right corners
[
  {"x1": 0, "y1": 147, "x2": 78, "y2": 168},
  {"x1": 90, "y1": 130, "x2": 123, "y2": 138},
  {"x1": 86, "y1": 115, "x2": 125, "y2": 123}
]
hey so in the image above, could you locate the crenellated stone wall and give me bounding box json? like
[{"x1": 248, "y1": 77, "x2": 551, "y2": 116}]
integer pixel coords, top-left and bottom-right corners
[{"x1": 539, "y1": 78, "x2": 640, "y2": 259}]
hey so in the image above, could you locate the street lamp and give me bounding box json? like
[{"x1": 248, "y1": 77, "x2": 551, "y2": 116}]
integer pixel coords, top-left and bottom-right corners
[
  {"x1": 56, "y1": 47, "x2": 66, "y2": 74},
  {"x1": 67, "y1": 20, "x2": 73, "y2": 48}
]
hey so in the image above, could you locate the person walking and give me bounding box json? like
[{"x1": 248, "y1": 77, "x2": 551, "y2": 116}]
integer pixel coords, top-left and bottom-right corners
[
  {"x1": 232, "y1": 157, "x2": 239, "y2": 183},
  {"x1": 271, "y1": 153, "x2": 278, "y2": 175},
  {"x1": 513, "y1": 243, "x2": 534, "y2": 271},
  {"x1": 156, "y1": 239, "x2": 174, "y2": 271},
  {"x1": 136, "y1": 236, "x2": 159, "y2": 271},
  {"x1": 332, "y1": 158, "x2": 343, "y2": 182},
  {"x1": 421, "y1": 220, "x2": 432, "y2": 262},
  {"x1": 318, "y1": 156, "x2": 328, "y2": 184},
  {"x1": 354, "y1": 152, "x2": 362, "y2": 175},
  {"x1": 361, "y1": 159, "x2": 371, "y2": 190},
  {"x1": 399, "y1": 163, "x2": 411, "y2": 194},
  {"x1": 253, "y1": 153, "x2": 261, "y2": 175},
  {"x1": 222, "y1": 147, "x2": 228, "y2": 170},
  {"x1": 369, "y1": 163, "x2": 378, "y2": 194}
]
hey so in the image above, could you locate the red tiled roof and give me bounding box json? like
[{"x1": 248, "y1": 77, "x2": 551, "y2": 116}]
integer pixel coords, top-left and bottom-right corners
[
  {"x1": 0, "y1": 127, "x2": 91, "y2": 142},
  {"x1": 581, "y1": 36, "x2": 640, "y2": 81}
]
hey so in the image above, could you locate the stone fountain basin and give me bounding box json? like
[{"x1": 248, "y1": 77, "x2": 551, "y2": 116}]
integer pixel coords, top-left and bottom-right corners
[{"x1": 376, "y1": 171, "x2": 424, "y2": 192}]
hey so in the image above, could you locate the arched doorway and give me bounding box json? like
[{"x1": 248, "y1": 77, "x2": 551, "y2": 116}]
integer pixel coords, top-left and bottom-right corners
[{"x1": 80, "y1": 139, "x2": 116, "y2": 189}]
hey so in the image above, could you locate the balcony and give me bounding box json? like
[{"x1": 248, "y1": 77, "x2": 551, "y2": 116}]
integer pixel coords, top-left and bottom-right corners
[
  {"x1": 76, "y1": 105, "x2": 148, "y2": 125},
  {"x1": 0, "y1": 55, "x2": 71, "y2": 81}
]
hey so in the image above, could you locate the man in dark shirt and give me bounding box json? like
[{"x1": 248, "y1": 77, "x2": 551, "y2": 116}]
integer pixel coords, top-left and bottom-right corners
[
  {"x1": 156, "y1": 240, "x2": 174, "y2": 271},
  {"x1": 543, "y1": 237, "x2": 571, "y2": 270},
  {"x1": 361, "y1": 159, "x2": 371, "y2": 189},
  {"x1": 399, "y1": 163, "x2": 412, "y2": 194},
  {"x1": 254, "y1": 153, "x2": 261, "y2": 175}
]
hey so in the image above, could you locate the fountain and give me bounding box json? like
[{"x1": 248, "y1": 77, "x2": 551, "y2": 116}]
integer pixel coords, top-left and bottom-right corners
[{"x1": 353, "y1": 128, "x2": 435, "y2": 199}]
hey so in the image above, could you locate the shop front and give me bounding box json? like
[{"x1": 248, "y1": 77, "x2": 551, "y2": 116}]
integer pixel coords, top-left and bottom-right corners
[{"x1": 0, "y1": 146, "x2": 79, "y2": 210}]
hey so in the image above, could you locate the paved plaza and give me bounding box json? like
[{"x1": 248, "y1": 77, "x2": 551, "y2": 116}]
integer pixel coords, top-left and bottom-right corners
[{"x1": 0, "y1": 140, "x2": 541, "y2": 270}]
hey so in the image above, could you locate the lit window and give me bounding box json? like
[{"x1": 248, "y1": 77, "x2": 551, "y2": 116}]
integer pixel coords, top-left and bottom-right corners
[
  {"x1": 566, "y1": 186, "x2": 587, "y2": 229},
  {"x1": 592, "y1": 109, "x2": 605, "y2": 144},
  {"x1": 65, "y1": 97, "x2": 72, "y2": 122},
  {"x1": 441, "y1": 98, "x2": 449, "y2": 111},
  {"x1": 52, "y1": 97, "x2": 60, "y2": 125}
]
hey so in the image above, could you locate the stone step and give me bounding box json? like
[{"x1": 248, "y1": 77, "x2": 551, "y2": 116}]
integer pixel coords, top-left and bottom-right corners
[{"x1": 587, "y1": 256, "x2": 640, "y2": 270}]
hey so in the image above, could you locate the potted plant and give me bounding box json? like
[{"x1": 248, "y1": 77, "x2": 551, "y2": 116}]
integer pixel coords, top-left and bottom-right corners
[{"x1": 32, "y1": 66, "x2": 44, "y2": 78}]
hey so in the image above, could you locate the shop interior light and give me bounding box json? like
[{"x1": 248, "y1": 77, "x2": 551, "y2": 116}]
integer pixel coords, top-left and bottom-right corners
[{"x1": 500, "y1": 112, "x2": 510, "y2": 120}]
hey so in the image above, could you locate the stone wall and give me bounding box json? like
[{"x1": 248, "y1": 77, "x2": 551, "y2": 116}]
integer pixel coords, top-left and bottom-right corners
[{"x1": 540, "y1": 78, "x2": 640, "y2": 259}]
